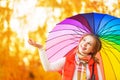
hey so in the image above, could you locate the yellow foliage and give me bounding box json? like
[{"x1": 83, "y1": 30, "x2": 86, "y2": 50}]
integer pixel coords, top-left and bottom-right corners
[{"x1": 0, "y1": 0, "x2": 120, "y2": 80}]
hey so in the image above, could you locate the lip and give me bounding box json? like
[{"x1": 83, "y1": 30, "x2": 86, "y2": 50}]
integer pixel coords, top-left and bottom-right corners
[{"x1": 81, "y1": 46, "x2": 86, "y2": 50}]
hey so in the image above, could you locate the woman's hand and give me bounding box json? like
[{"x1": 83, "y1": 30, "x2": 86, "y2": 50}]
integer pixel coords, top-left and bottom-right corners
[{"x1": 28, "y1": 39, "x2": 43, "y2": 49}]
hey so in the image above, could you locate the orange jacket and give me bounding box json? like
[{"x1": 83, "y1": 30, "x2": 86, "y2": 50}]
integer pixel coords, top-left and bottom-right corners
[{"x1": 62, "y1": 51, "x2": 98, "y2": 80}]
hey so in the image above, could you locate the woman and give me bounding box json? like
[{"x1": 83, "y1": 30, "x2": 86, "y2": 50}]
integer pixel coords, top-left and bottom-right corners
[{"x1": 28, "y1": 34, "x2": 102, "y2": 80}]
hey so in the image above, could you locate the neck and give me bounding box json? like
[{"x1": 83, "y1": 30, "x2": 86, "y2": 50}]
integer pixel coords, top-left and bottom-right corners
[
  {"x1": 78, "y1": 50, "x2": 88, "y2": 56},
  {"x1": 77, "y1": 51, "x2": 89, "y2": 59}
]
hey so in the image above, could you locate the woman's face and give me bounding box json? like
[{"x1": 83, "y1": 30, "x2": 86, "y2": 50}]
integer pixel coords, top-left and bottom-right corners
[{"x1": 78, "y1": 35, "x2": 96, "y2": 55}]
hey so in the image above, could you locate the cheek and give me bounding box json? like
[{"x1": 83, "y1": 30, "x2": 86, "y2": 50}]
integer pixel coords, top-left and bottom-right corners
[
  {"x1": 89, "y1": 46, "x2": 95, "y2": 52},
  {"x1": 78, "y1": 44, "x2": 82, "y2": 51},
  {"x1": 79, "y1": 42, "x2": 83, "y2": 47},
  {"x1": 78, "y1": 42, "x2": 81, "y2": 47},
  {"x1": 78, "y1": 45, "x2": 81, "y2": 51},
  {"x1": 87, "y1": 46, "x2": 94, "y2": 51}
]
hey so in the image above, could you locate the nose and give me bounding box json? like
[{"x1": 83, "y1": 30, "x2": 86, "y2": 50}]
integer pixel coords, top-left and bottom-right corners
[{"x1": 83, "y1": 42, "x2": 87, "y2": 47}]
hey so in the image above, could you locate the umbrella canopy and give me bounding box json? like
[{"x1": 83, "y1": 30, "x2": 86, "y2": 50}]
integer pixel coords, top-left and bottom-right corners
[{"x1": 46, "y1": 12, "x2": 120, "y2": 80}]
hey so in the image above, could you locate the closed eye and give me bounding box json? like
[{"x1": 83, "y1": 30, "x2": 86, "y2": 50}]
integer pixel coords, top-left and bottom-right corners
[
  {"x1": 87, "y1": 42, "x2": 91, "y2": 46},
  {"x1": 83, "y1": 38, "x2": 86, "y2": 41}
]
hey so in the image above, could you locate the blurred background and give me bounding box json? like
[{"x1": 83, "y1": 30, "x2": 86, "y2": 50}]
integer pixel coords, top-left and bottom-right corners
[{"x1": 0, "y1": 0, "x2": 120, "y2": 80}]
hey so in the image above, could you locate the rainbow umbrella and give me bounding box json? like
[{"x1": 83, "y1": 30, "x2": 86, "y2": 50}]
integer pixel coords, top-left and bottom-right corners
[{"x1": 46, "y1": 12, "x2": 120, "y2": 80}]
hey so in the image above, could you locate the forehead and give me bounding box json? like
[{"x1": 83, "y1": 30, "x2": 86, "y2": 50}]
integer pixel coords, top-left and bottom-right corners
[{"x1": 83, "y1": 35, "x2": 96, "y2": 43}]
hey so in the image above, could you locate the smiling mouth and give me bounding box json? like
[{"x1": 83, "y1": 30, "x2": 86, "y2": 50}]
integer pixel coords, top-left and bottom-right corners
[{"x1": 81, "y1": 46, "x2": 86, "y2": 50}]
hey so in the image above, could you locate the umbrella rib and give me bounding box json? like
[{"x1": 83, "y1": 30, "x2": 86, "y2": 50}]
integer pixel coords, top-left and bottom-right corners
[
  {"x1": 103, "y1": 36, "x2": 120, "y2": 43},
  {"x1": 100, "y1": 42, "x2": 107, "y2": 79},
  {"x1": 100, "y1": 32, "x2": 120, "y2": 46},
  {"x1": 108, "y1": 47, "x2": 120, "y2": 63},
  {"x1": 96, "y1": 15, "x2": 106, "y2": 34},
  {"x1": 93, "y1": 13, "x2": 96, "y2": 33},
  {"x1": 100, "y1": 24, "x2": 120, "y2": 36},
  {"x1": 48, "y1": 40, "x2": 78, "y2": 60},
  {"x1": 46, "y1": 36, "x2": 80, "y2": 51},
  {"x1": 101, "y1": 37, "x2": 120, "y2": 51},
  {"x1": 103, "y1": 41, "x2": 120, "y2": 63},
  {"x1": 102, "y1": 29, "x2": 120, "y2": 36},
  {"x1": 68, "y1": 16, "x2": 92, "y2": 32},
  {"x1": 47, "y1": 29, "x2": 86, "y2": 60},
  {"x1": 105, "y1": 42, "x2": 120, "y2": 53},
  {"x1": 57, "y1": 21, "x2": 91, "y2": 32},
  {"x1": 103, "y1": 34, "x2": 120, "y2": 40},
  {"x1": 97, "y1": 18, "x2": 119, "y2": 34},
  {"x1": 48, "y1": 29, "x2": 86, "y2": 42},
  {"x1": 47, "y1": 33, "x2": 82, "y2": 42},
  {"x1": 101, "y1": 41, "x2": 118, "y2": 80},
  {"x1": 79, "y1": 15, "x2": 93, "y2": 33},
  {"x1": 50, "y1": 28, "x2": 87, "y2": 34}
]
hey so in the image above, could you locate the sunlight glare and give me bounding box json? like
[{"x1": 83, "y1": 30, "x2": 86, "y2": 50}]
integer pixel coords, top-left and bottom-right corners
[
  {"x1": 13, "y1": 0, "x2": 37, "y2": 16},
  {"x1": 23, "y1": 57, "x2": 29, "y2": 66},
  {"x1": 3, "y1": 20, "x2": 8, "y2": 31},
  {"x1": 56, "y1": 0, "x2": 62, "y2": 4},
  {"x1": 104, "y1": 0, "x2": 118, "y2": 11},
  {"x1": 0, "y1": 0, "x2": 7, "y2": 7},
  {"x1": 80, "y1": 1, "x2": 85, "y2": 13}
]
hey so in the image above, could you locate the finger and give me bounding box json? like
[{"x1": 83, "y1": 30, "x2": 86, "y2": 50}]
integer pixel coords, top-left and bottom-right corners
[{"x1": 28, "y1": 39, "x2": 34, "y2": 45}]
